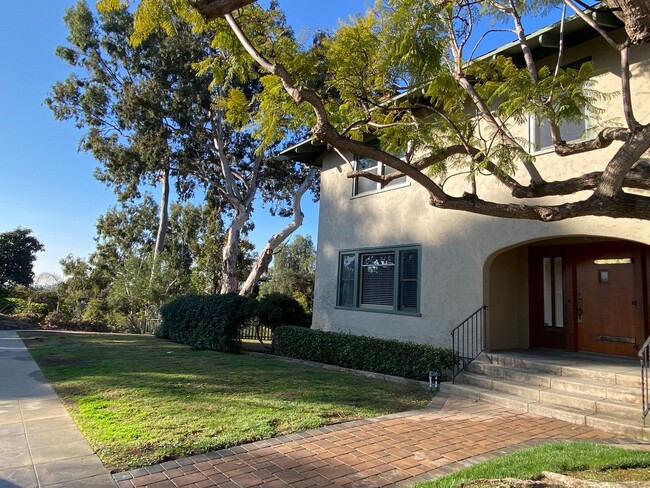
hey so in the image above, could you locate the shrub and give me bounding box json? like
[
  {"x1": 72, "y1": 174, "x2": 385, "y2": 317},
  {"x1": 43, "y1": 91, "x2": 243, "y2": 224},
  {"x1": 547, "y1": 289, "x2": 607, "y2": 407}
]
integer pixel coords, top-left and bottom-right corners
[
  {"x1": 158, "y1": 294, "x2": 247, "y2": 353},
  {"x1": 273, "y1": 326, "x2": 457, "y2": 381},
  {"x1": 46, "y1": 312, "x2": 111, "y2": 332},
  {"x1": 0, "y1": 297, "x2": 24, "y2": 314},
  {"x1": 3, "y1": 298, "x2": 49, "y2": 322},
  {"x1": 247, "y1": 293, "x2": 310, "y2": 330}
]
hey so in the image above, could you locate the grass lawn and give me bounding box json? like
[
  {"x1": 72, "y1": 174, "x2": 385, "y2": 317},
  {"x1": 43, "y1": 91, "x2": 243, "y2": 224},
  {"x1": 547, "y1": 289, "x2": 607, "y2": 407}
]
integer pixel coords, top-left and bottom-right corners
[
  {"x1": 416, "y1": 441, "x2": 650, "y2": 487},
  {"x1": 20, "y1": 331, "x2": 431, "y2": 472}
]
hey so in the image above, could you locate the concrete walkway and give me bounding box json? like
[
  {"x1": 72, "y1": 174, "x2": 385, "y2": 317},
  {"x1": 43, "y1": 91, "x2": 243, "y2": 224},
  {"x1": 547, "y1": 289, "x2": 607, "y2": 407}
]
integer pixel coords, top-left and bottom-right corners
[
  {"x1": 0, "y1": 330, "x2": 116, "y2": 488},
  {"x1": 113, "y1": 394, "x2": 640, "y2": 488}
]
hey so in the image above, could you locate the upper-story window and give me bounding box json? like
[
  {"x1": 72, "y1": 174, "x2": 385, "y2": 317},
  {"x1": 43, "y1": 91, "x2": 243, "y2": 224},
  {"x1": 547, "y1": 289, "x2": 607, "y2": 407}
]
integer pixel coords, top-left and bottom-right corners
[
  {"x1": 353, "y1": 156, "x2": 408, "y2": 197},
  {"x1": 529, "y1": 115, "x2": 587, "y2": 154},
  {"x1": 528, "y1": 57, "x2": 592, "y2": 154}
]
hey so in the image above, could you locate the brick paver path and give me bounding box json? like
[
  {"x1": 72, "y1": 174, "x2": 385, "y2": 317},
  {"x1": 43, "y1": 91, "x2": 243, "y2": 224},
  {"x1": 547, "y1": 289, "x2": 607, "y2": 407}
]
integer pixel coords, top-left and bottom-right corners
[{"x1": 114, "y1": 394, "x2": 628, "y2": 488}]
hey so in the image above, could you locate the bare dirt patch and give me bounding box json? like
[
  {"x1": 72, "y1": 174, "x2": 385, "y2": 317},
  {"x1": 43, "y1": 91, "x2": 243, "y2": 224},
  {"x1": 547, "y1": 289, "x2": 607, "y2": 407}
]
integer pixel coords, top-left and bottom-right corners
[{"x1": 462, "y1": 471, "x2": 650, "y2": 488}]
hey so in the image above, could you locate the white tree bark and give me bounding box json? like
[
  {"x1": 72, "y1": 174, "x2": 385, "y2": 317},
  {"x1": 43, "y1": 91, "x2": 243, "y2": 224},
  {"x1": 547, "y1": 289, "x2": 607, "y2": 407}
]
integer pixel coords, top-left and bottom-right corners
[{"x1": 239, "y1": 168, "x2": 317, "y2": 297}]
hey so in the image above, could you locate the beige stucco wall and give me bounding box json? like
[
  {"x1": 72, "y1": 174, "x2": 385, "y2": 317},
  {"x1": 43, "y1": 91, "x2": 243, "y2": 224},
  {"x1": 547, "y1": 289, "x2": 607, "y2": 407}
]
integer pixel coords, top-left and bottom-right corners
[{"x1": 311, "y1": 35, "x2": 650, "y2": 349}]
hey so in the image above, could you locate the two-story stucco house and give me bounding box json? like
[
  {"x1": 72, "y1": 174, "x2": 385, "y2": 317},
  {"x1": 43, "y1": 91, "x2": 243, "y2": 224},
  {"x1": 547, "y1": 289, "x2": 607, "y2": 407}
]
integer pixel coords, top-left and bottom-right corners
[{"x1": 281, "y1": 6, "x2": 650, "y2": 438}]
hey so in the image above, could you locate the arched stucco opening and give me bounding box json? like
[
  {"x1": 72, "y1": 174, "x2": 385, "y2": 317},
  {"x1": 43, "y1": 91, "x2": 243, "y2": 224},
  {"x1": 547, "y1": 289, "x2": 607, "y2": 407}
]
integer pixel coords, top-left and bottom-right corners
[{"x1": 483, "y1": 235, "x2": 649, "y2": 353}]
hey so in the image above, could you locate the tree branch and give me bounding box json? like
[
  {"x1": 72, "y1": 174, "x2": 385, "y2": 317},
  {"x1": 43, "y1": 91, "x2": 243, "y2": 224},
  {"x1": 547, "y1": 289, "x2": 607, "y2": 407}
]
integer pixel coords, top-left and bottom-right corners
[
  {"x1": 188, "y1": 0, "x2": 257, "y2": 21},
  {"x1": 553, "y1": 127, "x2": 631, "y2": 155},
  {"x1": 239, "y1": 168, "x2": 317, "y2": 297}
]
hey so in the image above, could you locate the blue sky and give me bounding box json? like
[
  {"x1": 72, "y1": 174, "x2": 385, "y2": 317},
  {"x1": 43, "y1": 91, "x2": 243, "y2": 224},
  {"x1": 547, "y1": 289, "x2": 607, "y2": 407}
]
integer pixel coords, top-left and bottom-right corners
[
  {"x1": 0, "y1": 1, "x2": 571, "y2": 279},
  {"x1": 0, "y1": 1, "x2": 368, "y2": 277}
]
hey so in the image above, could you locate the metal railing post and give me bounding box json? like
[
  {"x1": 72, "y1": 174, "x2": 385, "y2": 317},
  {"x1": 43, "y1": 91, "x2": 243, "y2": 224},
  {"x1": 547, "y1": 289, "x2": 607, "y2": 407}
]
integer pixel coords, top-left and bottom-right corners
[{"x1": 639, "y1": 335, "x2": 650, "y2": 426}]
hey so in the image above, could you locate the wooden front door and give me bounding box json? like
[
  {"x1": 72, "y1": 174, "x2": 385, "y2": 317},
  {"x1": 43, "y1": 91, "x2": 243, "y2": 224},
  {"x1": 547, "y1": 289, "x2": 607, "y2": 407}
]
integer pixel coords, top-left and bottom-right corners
[
  {"x1": 575, "y1": 244, "x2": 643, "y2": 357},
  {"x1": 529, "y1": 241, "x2": 647, "y2": 357}
]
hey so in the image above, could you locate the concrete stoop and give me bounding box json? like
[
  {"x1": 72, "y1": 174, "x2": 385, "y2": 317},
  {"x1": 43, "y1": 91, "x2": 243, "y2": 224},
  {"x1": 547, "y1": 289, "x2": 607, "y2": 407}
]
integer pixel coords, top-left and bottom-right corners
[{"x1": 440, "y1": 351, "x2": 650, "y2": 441}]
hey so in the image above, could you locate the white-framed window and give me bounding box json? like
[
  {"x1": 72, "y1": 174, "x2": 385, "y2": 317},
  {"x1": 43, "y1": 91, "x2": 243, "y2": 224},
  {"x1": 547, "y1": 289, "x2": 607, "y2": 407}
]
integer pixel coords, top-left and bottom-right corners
[
  {"x1": 528, "y1": 115, "x2": 588, "y2": 154},
  {"x1": 352, "y1": 155, "x2": 408, "y2": 197},
  {"x1": 528, "y1": 57, "x2": 593, "y2": 154},
  {"x1": 337, "y1": 245, "x2": 420, "y2": 314}
]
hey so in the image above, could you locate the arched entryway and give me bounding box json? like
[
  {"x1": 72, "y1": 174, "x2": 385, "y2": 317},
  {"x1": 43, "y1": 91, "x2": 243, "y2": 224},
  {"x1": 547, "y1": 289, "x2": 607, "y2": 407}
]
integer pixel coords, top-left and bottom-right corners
[{"x1": 486, "y1": 237, "x2": 650, "y2": 357}]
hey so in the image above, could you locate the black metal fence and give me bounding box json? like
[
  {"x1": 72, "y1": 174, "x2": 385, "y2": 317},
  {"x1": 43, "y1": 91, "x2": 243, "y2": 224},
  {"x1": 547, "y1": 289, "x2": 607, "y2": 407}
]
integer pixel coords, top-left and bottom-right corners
[{"x1": 239, "y1": 323, "x2": 273, "y2": 342}]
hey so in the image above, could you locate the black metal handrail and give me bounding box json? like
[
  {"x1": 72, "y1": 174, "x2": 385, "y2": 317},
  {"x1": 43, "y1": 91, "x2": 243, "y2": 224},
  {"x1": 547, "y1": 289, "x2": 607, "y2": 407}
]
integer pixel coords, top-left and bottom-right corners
[
  {"x1": 639, "y1": 335, "x2": 650, "y2": 426},
  {"x1": 451, "y1": 306, "x2": 487, "y2": 383}
]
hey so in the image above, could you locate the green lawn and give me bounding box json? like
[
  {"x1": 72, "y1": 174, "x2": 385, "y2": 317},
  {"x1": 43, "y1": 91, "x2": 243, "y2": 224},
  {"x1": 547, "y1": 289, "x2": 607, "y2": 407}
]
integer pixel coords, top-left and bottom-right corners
[
  {"x1": 416, "y1": 441, "x2": 650, "y2": 487},
  {"x1": 20, "y1": 331, "x2": 431, "y2": 471}
]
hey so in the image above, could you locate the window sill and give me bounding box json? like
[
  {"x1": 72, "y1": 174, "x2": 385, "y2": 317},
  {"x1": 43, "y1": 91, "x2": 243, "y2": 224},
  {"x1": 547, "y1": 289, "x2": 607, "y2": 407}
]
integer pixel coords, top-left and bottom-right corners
[
  {"x1": 335, "y1": 306, "x2": 421, "y2": 317},
  {"x1": 351, "y1": 180, "x2": 410, "y2": 199}
]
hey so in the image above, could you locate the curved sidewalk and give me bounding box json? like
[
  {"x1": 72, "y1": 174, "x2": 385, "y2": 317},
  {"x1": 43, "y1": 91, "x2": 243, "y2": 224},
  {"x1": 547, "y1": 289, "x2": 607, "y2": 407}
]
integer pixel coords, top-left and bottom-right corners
[
  {"x1": 0, "y1": 330, "x2": 116, "y2": 488},
  {"x1": 113, "y1": 394, "x2": 638, "y2": 488}
]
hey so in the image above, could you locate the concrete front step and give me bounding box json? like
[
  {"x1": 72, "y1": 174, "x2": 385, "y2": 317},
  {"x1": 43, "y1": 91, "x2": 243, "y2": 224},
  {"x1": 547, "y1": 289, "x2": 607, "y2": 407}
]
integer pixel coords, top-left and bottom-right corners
[
  {"x1": 546, "y1": 375, "x2": 639, "y2": 399},
  {"x1": 466, "y1": 361, "x2": 553, "y2": 388},
  {"x1": 597, "y1": 398, "x2": 643, "y2": 421},
  {"x1": 539, "y1": 388, "x2": 597, "y2": 412},
  {"x1": 485, "y1": 353, "x2": 563, "y2": 376},
  {"x1": 440, "y1": 382, "x2": 650, "y2": 441},
  {"x1": 528, "y1": 402, "x2": 590, "y2": 425},
  {"x1": 484, "y1": 352, "x2": 641, "y2": 387},
  {"x1": 586, "y1": 414, "x2": 650, "y2": 441},
  {"x1": 444, "y1": 351, "x2": 650, "y2": 441},
  {"x1": 439, "y1": 382, "x2": 530, "y2": 412},
  {"x1": 457, "y1": 372, "x2": 542, "y2": 401}
]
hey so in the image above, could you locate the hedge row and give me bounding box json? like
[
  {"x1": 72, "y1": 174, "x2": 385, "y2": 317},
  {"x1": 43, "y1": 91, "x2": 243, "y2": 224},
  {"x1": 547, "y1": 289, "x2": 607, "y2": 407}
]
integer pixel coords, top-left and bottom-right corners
[
  {"x1": 273, "y1": 326, "x2": 457, "y2": 381},
  {"x1": 157, "y1": 294, "x2": 246, "y2": 352}
]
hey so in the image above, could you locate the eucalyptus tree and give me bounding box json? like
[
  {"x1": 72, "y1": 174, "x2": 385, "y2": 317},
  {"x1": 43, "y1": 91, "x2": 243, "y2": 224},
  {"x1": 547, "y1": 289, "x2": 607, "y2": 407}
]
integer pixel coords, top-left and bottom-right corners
[
  {"x1": 123, "y1": 0, "x2": 650, "y2": 222},
  {"x1": 47, "y1": 2, "x2": 212, "y2": 270},
  {"x1": 53, "y1": 2, "x2": 317, "y2": 295}
]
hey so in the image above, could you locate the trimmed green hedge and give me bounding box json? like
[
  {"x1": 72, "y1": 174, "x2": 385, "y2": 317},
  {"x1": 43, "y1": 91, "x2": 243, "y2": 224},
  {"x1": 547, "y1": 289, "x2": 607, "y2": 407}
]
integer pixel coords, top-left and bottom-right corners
[
  {"x1": 273, "y1": 326, "x2": 457, "y2": 381},
  {"x1": 157, "y1": 294, "x2": 246, "y2": 353},
  {"x1": 247, "y1": 293, "x2": 310, "y2": 330}
]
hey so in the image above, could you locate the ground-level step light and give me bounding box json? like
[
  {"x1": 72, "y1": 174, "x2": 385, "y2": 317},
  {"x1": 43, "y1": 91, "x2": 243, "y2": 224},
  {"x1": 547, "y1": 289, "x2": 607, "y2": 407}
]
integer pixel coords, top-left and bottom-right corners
[{"x1": 429, "y1": 370, "x2": 441, "y2": 392}]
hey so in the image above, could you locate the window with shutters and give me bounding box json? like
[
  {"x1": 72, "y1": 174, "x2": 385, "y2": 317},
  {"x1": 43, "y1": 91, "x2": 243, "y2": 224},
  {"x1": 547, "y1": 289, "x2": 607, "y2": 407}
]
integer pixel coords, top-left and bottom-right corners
[{"x1": 336, "y1": 246, "x2": 420, "y2": 314}]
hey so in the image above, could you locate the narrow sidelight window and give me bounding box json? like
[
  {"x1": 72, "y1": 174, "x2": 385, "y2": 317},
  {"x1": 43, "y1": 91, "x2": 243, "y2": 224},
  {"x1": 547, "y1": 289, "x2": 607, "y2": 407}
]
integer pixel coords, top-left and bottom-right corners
[{"x1": 543, "y1": 257, "x2": 564, "y2": 327}]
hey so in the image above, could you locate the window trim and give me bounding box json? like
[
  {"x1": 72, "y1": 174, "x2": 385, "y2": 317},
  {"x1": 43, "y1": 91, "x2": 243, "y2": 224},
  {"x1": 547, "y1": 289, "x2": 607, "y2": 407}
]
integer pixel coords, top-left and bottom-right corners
[
  {"x1": 527, "y1": 57, "x2": 593, "y2": 156},
  {"x1": 527, "y1": 112, "x2": 592, "y2": 156},
  {"x1": 351, "y1": 156, "x2": 410, "y2": 198},
  {"x1": 335, "y1": 244, "x2": 422, "y2": 316}
]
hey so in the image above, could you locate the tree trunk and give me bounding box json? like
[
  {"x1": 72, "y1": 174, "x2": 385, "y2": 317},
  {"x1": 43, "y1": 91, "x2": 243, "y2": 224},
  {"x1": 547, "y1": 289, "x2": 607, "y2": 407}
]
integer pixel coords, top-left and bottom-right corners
[
  {"x1": 219, "y1": 206, "x2": 250, "y2": 294},
  {"x1": 153, "y1": 165, "x2": 170, "y2": 259},
  {"x1": 603, "y1": 0, "x2": 650, "y2": 44},
  {"x1": 151, "y1": 164, "x2": 170, "y2": 283},
  {"x1": 239, "y1": 169, "x2": 316, "y2": 297}
]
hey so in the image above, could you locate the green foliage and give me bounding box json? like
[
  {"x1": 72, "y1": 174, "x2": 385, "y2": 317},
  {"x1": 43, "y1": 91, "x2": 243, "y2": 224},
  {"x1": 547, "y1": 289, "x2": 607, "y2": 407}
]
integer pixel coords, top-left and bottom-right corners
[
  {"x1": 0, "y1": 228, "x2": 44, "y2": 291},
  {"x1": 273, "y1": 326, "x2": 456, "y2": 381},
  {"x1": 1, "y1": 297, "x2": 50, "y2": 322},
  {"x1": 158, "y1": 294, "x2": 248, "y2": 352},
  {"x1": 259, "y1": 235, "x2": 315, "y2": 313},
  {"x1": 47, "y1": 1, "x2": 213, "y2": 204},
  {"x1": 247, "y1": 293, "x2": 310, "y2": 330}
]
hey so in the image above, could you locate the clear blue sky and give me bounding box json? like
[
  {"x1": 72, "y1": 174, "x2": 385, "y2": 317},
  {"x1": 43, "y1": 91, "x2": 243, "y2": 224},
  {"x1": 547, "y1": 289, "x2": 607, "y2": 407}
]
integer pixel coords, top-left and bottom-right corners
[{"x1": 0, "y1": 0, "x2": 369, "y2": 278}]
